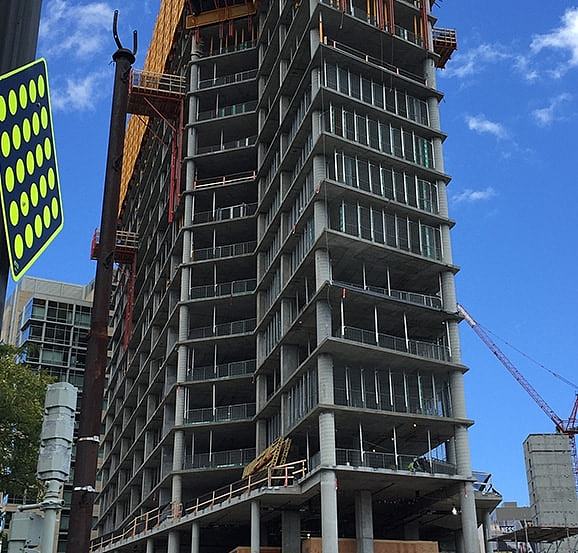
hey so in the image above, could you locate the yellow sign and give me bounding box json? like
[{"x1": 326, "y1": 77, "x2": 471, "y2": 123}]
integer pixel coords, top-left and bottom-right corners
[{"x1": 0, "y1": 58, "x2": 63, "y2": 281}]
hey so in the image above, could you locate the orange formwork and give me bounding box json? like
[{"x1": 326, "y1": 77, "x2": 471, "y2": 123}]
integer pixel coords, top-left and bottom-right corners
[
  {"x1": 120, "y1": 0, "x2": 186, "y2": 213},
  {"x1": 302, "y1": 538, "x2": 440, "y2": 553}
]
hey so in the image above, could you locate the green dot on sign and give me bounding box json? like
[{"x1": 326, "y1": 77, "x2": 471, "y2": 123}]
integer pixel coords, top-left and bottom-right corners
[
  {"x1": 0, "y1": 96, "x2": 6, "y2": 122},
  {"x1": 51, "y1": 197, "x2": 59, "y2": 219},
  {"x1": 5, "y1": 167, "x2": 14, "y2": 192},
  {"x1": 25, "y1": 224, "x2": 33, "y2": 248},
  {"x1": 8, "y1": 90, "x2": 17, "y2": 115},
  {"x1": 22, "y1": 119, "x2": 31, "y2": 142},
  {"x1": 44, "y1": 138, "x2": 52, "y2": 160},
  {"x1": 16, "y1": 159, "x2": 25, "y2": 183},
  {"x1": 14, "y1": 235, "x2": 24, "y2": 259},
  {"x1": 19, "y1": 84, "x2": 28, "y2": 109},
  {"x1": 20, "y1": 191, "x2": 29, "y2": 216},
  {"x1": 35, "y1": 144, "x2": 43, "y2": 167},
  {"x1": 9, "y1": 201, "x2": 19, "y2": 226},
  {"x1": 41, "y1": 107, "x2": 49, "y2": 129},
  {"x1": 26, "y1": 151, "x2": 35, "y2": 175},
  {"x1": 32, "y1": 113, "x2": 40, "y2": 135},
  {"x1": 48, "y1": 168, "x2": 55, "y2": 189},
  {"x1": 37, "y1": 75, "x2": 45, "y2": 98},
  {"x1": 29, "y1": 80, "x2": 37, "y2": 103},
  {"x1": 12, "y1": 125, "x2": 21, "y2": 150},
  {"x1": 43, "y1": 205, "x2": 51, "y2": 228},
  {"x1": 1, "y1": 132, "x2": 10, "y2": 157},
  {"x1": 30, "y1": 183, "x2": 39, "y2": 206},
  {"x1": 39, "y1": 175, "x2": 47, "y2": 197},
  {"x1": 34, "y1": 215, "x2": 42, "y2": 238}
]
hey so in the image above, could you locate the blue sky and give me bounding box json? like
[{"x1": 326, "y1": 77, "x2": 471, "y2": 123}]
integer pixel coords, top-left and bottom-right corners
[{"x1": 10, "y1": 0, "x2": 578, "y2": 505}]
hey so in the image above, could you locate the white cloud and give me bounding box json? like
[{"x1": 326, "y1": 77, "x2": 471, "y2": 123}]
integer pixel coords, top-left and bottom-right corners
[
  {"x1": 452, "y1": 187, "x2": 497, "y2": 204},
  {"x1": 465, "y1": 115, "x2": 507, "y2": 140},
  {"x1": 40, "y1": 0, "x2": 113, "y2": 60},
  {"x1": 51, "y1": 71, "x2": 108, "y2": 111},
  {"x1": 444, "y1": 43, "x2": 538, "y2": 82},
  {"x1": 531, "y1": 8, "x2": 578, "y2": 77},
  {"x1": 532, "y1": 93, "x2": 572, "y2": 126}
]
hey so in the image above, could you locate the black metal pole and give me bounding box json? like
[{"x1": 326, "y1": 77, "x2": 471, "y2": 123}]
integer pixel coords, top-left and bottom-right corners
[
  {"x1": 0, "y1": 0, "x2": 42, "y2": 336},
  {"x1": 66, "y1": 14, "x2": 135, "y2": 553}
]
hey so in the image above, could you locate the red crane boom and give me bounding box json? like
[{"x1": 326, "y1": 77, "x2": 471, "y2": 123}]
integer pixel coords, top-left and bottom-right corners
[{"x1": 457, "y1": 303, "x2": 578, "y2": 490}]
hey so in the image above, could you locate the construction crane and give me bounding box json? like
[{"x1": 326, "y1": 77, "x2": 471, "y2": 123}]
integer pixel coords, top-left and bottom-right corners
[{"x1": 457, "y1": 304, "x2": 578, "y2": 491}]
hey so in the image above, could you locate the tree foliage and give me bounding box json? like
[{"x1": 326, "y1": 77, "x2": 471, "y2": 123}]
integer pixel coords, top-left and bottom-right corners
[{"x1": 0, "y1": 344, "x2": 53, "y2": 498}]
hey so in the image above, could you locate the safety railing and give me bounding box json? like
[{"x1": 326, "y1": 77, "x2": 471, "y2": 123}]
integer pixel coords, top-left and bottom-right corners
[
  {"x1": 332, "y1": 280, "x2": 442, "y2": 309},
  {"x1": 197, "y1": 135, "x2": 257, "y2": 155},
  {"x1": 193, "y1": 241, "x2": 256, "y2": 262},
  {"x1": 188, "y1": 318, "x2": 256, "y2": 340},
  {"x1": 184, "y1": 448, "x2": 256, "y2": 470},
  {"x1": 186, "y1": 359, "x2": 256, "y2": 382},
  {"x1": 336, "y1": 448, "x2": 456, "y2": 475},
  {"x1": 89, "y1": 460, "x2": 308, "y2": 552},
  {"x1": 189, "y1": 278, "x2": 256, "y2": 300},
  {"x1": 194, "y1": 171, "x2": 256, "y2": 189},
  {"x1": 198, "y1": 100, "x2": 258, "y2": 121},
  {"x1": 207, "y1": 39, "x2": 257, "y2": 57},
  {"x1": 394, "y1": 24, "x2": 423, "y2": 47},
  {"x1": 184, "y1": 402, "x2": 256, "y2": 424},
  {"x1": 324, "y1": 38, "x2": 426, "y2": 84},
  {"x1": 198, "y1": 69, "x2": 258, "y2": 89},
  {"x1": 337, "y1": 326, "x2": 451, "y2": 362},
  {"x1": 131, "y1": 69, "x2": 186, "y2": 95},
  {"x1": 192, "y1": 203, "x2": 258, "y2": 224}
]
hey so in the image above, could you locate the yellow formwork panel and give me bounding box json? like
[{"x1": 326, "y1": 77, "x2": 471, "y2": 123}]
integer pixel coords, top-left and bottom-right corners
[
  {"x1": 120, "y1": 0, "x2": 186, "y2": 213},
  {"x1": 185, "y1": 4, "x2": 257, "y2": 29}
]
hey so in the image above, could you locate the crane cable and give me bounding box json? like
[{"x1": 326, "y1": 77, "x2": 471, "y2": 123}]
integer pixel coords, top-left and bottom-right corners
[{"x1": 474, "y1": 321, "x2": 578, "y2": 391}]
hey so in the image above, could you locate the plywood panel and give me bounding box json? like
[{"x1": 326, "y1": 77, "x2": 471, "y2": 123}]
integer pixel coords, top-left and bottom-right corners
[
  {"x1": 302, "y1": 538, "x2": 439, "y2": 553},
  {"x1": 119, "y1": 0, "x2": 186, "y2": 213}
]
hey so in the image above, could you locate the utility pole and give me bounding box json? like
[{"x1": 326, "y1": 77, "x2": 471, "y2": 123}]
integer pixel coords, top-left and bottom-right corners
[
  {"x1": 66, "y1": 12, "x2": 136, "y2": 553},
  {"x1": 0, "y1": 0, "x2": 42, "y2": 335},
  {"x1": 7, "y1": 382, "x2": 77, "y2": 553}
]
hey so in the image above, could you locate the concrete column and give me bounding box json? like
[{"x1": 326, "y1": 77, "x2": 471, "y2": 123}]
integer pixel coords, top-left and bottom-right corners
[
  {"x1": 191, "y1": 522, "x2": 200, "y2": 553},
  {"x1": 256, "y1": 419, "x2": 267, "y2": 454},
  {"x1": 251, "y1": 501, "x2": 260, "y2": 553},
  {"x1": 282, "y1": 511, "x2": 301, "y2": 553},
  {"x1": 146, "y1": 538, "x2": 154, "y2": 553},
  {"x1": 315, "y1": 249, "x2": 331, "y2": 289},
  {"x1": 319, "y1": 411, "x2": 336, "y2": 465},
  {"x1": 450, "y1": 372, "x2": 467, "y2": 419},
  {"x1": 313, "y1": 154, "x2": 326, "y2": 186},
  {"x1": 167, "y1": 530, "x2": 180, "y2": 553},
  {"x1": 355, "y1": 491, "x2": 374, "y2": 553},
  {"x1": 441, "y1": 226, "x2": 453, "y2": 265},
  {"x1": 316, "y1": 301, "x2": 332, "y2": 344},
  {"x1": 455, "y1": 530, "x2": 465, "y2": 553},
  {"x1": 460, "y1": 482, "x2": 480, "y2": 553},
  {"x1": 441, "y1": 272, "x2": 457, "y2": 312},
  {"x1": 321, "y1": 470, "x2": 339, "y2": 553},
  {"x1": 280, "y1": 344, "x2": 299, "y2": 383},
  {"x1": 483, "y1": 510, "x2": 495, "y2": 553}
]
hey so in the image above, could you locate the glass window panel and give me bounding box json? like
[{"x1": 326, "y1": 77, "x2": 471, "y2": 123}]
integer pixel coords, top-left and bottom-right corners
[
  {"x1": 385, "y1": 87, "x2": 396, "y2": 112},
  {"x1": 379, "y1": 123, "x2": 391, "y2": 154},
  {"x1": 358, "y1": 159, "x2": 370, "y2": 191},
  {"x1": 345, "y1": 111, "x2": 355, "y2": 141},
  {"x1": 326, "y1": 63, "x2": 338, "y2": 89},
  {"x1": 394, "y1": 171, "x2": 405, "y2": 204},
  {"x1": 368, "y1": 119, "x2": 380, "y2": 149},
  {"x1": 360, "y1": 206, "x2": 372, "y2": 240},
  {"x1": 344, "y1": 203, "x2": 358, "y2": 235},
  {"x1": 338, "y1": 67, "x2": 349, "y2": 95},
  {"x1": 335, "y1": 152, "x2": 344, "y2": 182},
  {"x1": 344, "y1": 155, "x2": 357, "y2": 187},
  {"x1": 373, "y1": 82, "x2": 384, "y2": 108},
  {"x1": 406, "y1": 174, "x2": 418, "y2": 207},
  {"x1": 370, "y1": 163, "x2": 382, "y2": 195},
  {"x1": 372, "y1": 209, "x2": 384, "y2": 243},
  {"x1": 350, "y1": 72, "x2": 361, "y2": 99},
  {"x1": 407, "y1": 96, "x2": 417, "y2": 122},
  {"x1": 403, "y1": 130, "x2": 415, "y2": 162},
  {"x1": 409, "y1": 220, "x2": 421, "y2": 254},
  {"x1": 397, "y1": 216, "x2": 409, "y2": 250},
  {"x1": 419, "y1": 100, "x2": 429, "y2": 125},
  {"x1": 362, "y1": 78, "x2": 372, "y2": 104},
  {"x1": 392, "y1": 127, "x2": 403, "y2": 157},
  {"x1": 382, "y1": 167, "x2": 394, "y2": 199},
  {"x1": 396, "y1": 91, "x2": 407, "y2": 117},
  {"x1": 385, "y1": 214, "x2": 397, "y2": 247},
  {"x1": 333, "y1": 106, "x2": 343, "y2": 136},
  {"x1": 356, "y1": 114, "x2": 368, "y2": 145}
]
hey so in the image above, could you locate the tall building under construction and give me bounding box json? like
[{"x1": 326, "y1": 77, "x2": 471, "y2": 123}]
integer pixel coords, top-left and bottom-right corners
[{"x1": 92, "y1": 1, "x2": 500, "y2": 552}]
